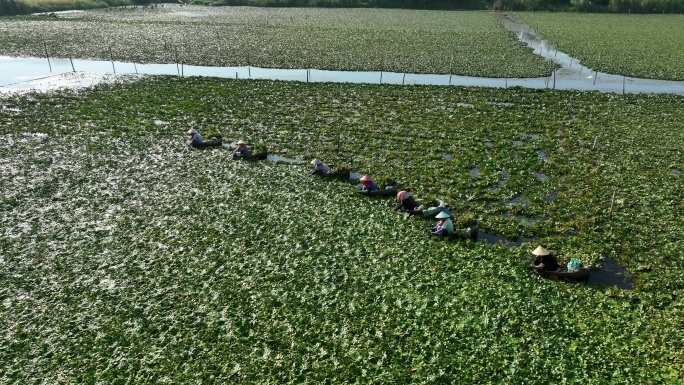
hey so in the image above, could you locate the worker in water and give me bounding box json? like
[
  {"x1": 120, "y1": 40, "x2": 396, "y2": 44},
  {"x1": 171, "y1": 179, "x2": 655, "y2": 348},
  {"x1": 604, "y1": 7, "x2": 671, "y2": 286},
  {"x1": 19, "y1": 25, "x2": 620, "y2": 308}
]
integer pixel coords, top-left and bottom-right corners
[
  {"x1": 430, "y1": 211, "x2": 455, "y2": 237},
  {"x1": 186, "y1": 128, "x2": 222, "y2": 149},
  {"x1": 395, "y1": 191, "x2": 448, "y2": 218},
  {"x1": 359, "y1": 175, "x2": 379, "y2": 193},
  {"x1": 530, "y1": 246, "x2": 559, "y2": 272},
  {"x1": 310, "y1": 159, "x2": 332, "y2": 176},
  {"x1": 234, "y1": 140, "x2": 253, "y2": 156}
]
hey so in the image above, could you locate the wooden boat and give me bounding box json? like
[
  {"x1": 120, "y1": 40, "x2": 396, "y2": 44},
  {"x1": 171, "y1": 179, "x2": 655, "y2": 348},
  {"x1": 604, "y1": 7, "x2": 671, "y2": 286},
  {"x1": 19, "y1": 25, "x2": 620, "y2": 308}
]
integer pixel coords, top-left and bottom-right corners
[
  {"x1": 528, "y1": 263, "x2": 591, "y2": 281},
  {"x1": 447, "y1": 226, "x2": 478, "y2": 241},
  {"x1": 317, "y1": 168, "x2": 351, "y2": 179},
  {"x1": 233, "y1": 150, "x2": 268, "y2": 161},
  {"x1": 359, "y1": 186, "x2": 398, "y2": 197}
]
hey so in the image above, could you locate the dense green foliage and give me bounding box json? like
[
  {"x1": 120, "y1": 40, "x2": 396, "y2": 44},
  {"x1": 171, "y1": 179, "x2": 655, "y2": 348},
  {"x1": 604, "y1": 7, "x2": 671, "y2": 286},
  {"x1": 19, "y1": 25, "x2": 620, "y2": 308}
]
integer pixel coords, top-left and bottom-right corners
[
  {"x1": 1, "y1": 77, "x2": 683, "y2": 383},
  {"x1": 0, "y1": 7, "x2": 558, "y2": 78},
  {"x1": 512, "y1": 12, "x2": 684, "y2": 80}
]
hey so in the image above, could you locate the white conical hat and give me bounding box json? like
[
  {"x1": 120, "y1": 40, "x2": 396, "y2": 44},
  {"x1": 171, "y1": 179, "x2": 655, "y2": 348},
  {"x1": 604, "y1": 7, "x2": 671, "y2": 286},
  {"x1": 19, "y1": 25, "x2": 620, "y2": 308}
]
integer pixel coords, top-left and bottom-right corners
[
  {"x1": 435, "y1": 211, "x2": 451, "y2": 219},
  {"x1": 311, "y1": 159, "x2": 322, "y2": 165},
  {"x1": 236, "y1": 140, "x2": 246, "y2": 145},
  {"x1": 532, "y1": 245, "x2": 549, "y2": 256},
  {"x1": 186, "y1": 128, "x2": 197, "y2": 135}
]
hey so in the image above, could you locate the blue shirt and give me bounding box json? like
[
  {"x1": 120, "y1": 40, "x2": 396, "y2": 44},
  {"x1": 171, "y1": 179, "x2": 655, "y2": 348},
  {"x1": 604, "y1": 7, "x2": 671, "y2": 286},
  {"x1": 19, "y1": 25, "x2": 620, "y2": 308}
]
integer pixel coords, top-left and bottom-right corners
[{"x1": 362, "y1": 181, "x2": 378, "y2": 193}]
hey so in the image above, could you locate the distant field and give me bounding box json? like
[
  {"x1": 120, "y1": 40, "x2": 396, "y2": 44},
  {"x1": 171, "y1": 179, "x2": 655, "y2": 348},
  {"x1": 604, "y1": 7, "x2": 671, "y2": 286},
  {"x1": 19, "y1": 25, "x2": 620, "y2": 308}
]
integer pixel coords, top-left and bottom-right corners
[
  {"x1": 0, "y1": 6, "x2": 557, "y2": 77},
  {"x1": 512, "y1": 12, "x2": 684, "y2": 80}
]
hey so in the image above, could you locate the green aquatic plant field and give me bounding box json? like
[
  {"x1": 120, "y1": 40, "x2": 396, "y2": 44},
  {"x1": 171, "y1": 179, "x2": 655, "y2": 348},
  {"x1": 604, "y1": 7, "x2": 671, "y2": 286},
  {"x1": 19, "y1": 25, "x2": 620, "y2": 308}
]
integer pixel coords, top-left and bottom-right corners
[
  {"x1": 0, "y1": 6, "x2": 557, "y2": 77},
  {"x1": 1, "y1": 77, "x2": 683, "y2": 383},
  {"x1": 511, "y1": 12, "x2": 684, "y2": 81}
]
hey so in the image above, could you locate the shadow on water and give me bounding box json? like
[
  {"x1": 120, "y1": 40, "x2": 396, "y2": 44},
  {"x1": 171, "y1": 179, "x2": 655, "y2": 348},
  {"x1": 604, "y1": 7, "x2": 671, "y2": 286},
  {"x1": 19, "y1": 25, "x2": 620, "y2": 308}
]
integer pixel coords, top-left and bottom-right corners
[{"x1": 588, "y1": 257, "x2": 635, "y2": 290}]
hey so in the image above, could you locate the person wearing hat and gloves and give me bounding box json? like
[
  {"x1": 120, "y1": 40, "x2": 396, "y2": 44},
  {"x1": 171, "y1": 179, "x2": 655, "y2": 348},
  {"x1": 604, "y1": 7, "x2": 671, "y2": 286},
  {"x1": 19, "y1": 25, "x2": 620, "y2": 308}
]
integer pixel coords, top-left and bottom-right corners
[
  {"x1": 310, "y1": 159, "x2": 332, "y2": 176},
  {"x1": 530, "y1": 246, "x2": 558, "y2": 272},
  {"x1": 430, "y1": 211, "x2": 455, "y2": 237},
  {"x1": 395, "y1": 191, "x2": 448, "y2": 218},
  {"x1": 234, "y1": 140, "x2": 253, "y2": 156},
  {"x1": 359, "y1": 175, "x2": 379, "y2": 194},
  {"x1": 186, "y1": 128, "x2": 222, "y2": 149},
  {"x1": 394, "y1": 190, "x2": 420, "y2": 211}
]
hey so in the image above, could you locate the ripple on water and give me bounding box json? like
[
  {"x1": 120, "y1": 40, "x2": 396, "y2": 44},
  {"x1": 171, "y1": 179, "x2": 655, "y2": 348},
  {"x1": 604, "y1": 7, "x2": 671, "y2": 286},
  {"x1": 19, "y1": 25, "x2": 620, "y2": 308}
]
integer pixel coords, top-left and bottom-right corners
[
  {"x1": 527, "y1": 133, "x2": 540, "y2": 140},
  {"x1": 469, "y1": 168, "x2": 479, "y2": 177},
  {"x1": 671, "y1": 169, "x2": 681, "y2": 176},
  {"x1": 513, "y1": 140, "x2": 524, "y2": 146}
]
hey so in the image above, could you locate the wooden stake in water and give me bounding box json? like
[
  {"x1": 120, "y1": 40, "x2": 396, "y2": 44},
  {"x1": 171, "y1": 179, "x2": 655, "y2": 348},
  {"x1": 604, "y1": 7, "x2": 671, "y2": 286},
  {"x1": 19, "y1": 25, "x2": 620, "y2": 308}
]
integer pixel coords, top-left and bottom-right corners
[
  {"x1": 236, "y1": 72, "x2": 238, "y2": 80},
  {"x1": 109, "y1": 44, "x2": 115, "y2": 74},
  {"x1": 133, "y1": 63, "x2": 138, "y2": 74},
  {"x1": 248, "y1": 66, "x2": 251, "y2": 78},
  {"x1": 44, "y1": 42, "x2": 52, "y2": 73},
  {"x1": 449, "y1": 73, "x2": 452, "y2": 85},
  {"x1": 505, "y1": 73, "x2": 508, "y2": 89},
  {"x1": 174, "y1": 46, "x2": 179, "y2": 76},
  {"x1": 553, "y1": 70, "x2": 556, "y2": 89},
  {"x1": 69, "y1": 56, "x2": 75, "y2": 72},
  {"x1": 402, "y1": 73, "x2": 405, "y2": 85},
  {"x1": 380, "y1": 71, "x2": 383, "y2": 84},
  {"x1": 622, "y1": 75, "x2": 626, "y2": 95},
  {"x1": 609, "y1": 191, "x2": 617, "y2": 220},
  {"x1": 593, "y1": 70, "x2": 598, "y2": 85},
  {"x1": 592, "y1": 136, "x2": 599, "y2": 150},
  {"x1": 569, "y1": 58, "x2": 573, "y2": 67}
]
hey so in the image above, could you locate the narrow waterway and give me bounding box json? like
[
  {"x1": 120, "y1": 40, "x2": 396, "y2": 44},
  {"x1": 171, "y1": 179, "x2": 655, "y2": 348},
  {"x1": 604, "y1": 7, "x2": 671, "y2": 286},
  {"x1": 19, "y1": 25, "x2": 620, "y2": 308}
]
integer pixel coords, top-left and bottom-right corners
[{"x1": 1, "y1": 13, "x2": 683, "y2": 94}]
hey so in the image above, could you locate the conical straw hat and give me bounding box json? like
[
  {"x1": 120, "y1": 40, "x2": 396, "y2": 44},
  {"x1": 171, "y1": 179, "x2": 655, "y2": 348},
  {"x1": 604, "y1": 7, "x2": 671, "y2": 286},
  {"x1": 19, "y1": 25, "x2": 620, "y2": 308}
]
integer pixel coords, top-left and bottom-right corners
[
  {"x1": 435, "y1": 211, "x2": 451, "y2": 219},
  {"x1": 532, "y1": 245, "x2": 549, "y2": 256}
]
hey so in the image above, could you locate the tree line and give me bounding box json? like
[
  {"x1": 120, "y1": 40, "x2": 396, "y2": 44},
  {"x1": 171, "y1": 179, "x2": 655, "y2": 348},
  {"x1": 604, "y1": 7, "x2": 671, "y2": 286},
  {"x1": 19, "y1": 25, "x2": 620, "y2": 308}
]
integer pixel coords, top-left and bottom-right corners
[{"x1": 2, "y1": 0, "x2": 684, "y2": 17}]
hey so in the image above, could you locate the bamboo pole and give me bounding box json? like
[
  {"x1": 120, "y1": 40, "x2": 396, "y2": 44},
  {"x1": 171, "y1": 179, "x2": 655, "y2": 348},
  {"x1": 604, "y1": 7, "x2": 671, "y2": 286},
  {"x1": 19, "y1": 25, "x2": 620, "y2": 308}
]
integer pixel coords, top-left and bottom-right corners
[
  {"x1": 380, "y1": 71, "x2": 383, "y2": 84},
  {"x1": 402, "y1": 73, "x2": 405, "y2": 85},
  {"x1": 174, "y1": 46, "x2": 179, "y2": 76},
  {"x1": 609, "y1": 191, "x2": 617, "y2": 220},
  {"x1": 69, "y1": 56, "x2": 75, "y2": 72},
  {"x1": 133, "y1": 63, "x2": 138, "y2": 74},
  {"x1": 592, "y1": 136, "x2": 599, "y2": 150},
  {"x1": 622, "y1": 75, "x2": 626, "y2": 95},
  {"x1": 109, "y1": 44, "x2": 115, "y2": 74}
]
